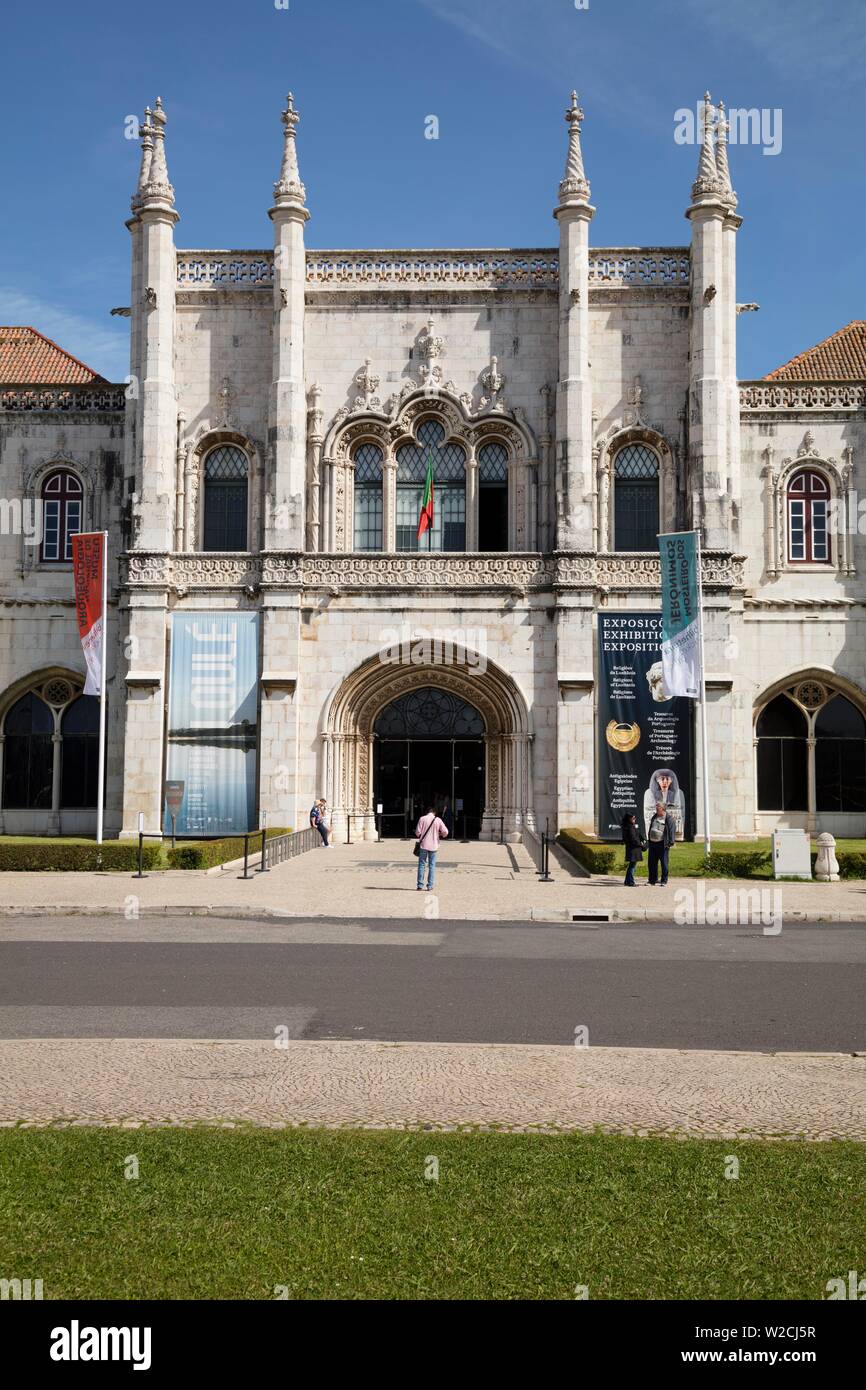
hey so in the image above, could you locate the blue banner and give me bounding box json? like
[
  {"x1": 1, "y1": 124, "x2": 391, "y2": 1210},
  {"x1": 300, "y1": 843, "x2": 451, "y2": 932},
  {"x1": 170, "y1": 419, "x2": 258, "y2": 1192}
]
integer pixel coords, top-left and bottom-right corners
[
  {"x1": 659, "y1": 531, "x2": 702, "y2": 699},
  {"x1": 165, "y1": 612, "x2": 259, "y2": 835}
]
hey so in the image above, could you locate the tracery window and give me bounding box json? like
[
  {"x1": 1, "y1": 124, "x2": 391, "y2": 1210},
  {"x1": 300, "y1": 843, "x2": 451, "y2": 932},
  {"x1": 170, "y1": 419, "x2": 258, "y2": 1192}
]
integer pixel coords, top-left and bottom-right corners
[
  {"x1": 787, "y1": 469, "x2": 830, "y2": 563},
  {"x1": 756, "y1": 685, "x2": 866, "y2": 818},
  {"x1": 40, "y1": 469, "x2": 82, "y2": 562},
  {"x1": 353, "y1": 443, "x2": 383, "y2": 551},
  {"x1": 374, "y1": 687, "x2": 484, "y2": 739},
  {"x1": 396, "y1": 419, "x2": 466, "y2": 552},
  {"x1": 613, "y1": 444, "x2": 659, "y2": 552},
  {"x1": 1, "y1": 678, "x2": 99, "y2": 814},
  {"x1": 756, "y1": 695, "x2": 808, "y2": 812},
  {"x1": 202, "y1": 445, "x2": 248, "y2": 551}
]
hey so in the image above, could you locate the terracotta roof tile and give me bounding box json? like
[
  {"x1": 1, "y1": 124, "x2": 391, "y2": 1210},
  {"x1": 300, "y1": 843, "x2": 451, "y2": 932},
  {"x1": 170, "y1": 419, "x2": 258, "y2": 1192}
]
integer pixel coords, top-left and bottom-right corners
[
  {"x1": 765, "y1": 320, "x2": 866, "y2": 382},
  {"x1": 0, "y1": 326, "x2": 107, "y2": 385}
]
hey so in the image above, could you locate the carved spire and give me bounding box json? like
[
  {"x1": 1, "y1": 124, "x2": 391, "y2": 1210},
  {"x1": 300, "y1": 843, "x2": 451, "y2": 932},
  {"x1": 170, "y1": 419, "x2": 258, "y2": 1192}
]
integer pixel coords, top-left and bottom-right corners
[
  {"x1": 272, "y1": 92, "x2": 307, "y2": 214},
  {"x1": 558, "y1": 91, "x2": 591, "y2": 206},
  {"x1": 131, "y1": 107, "x2": 154, "y2": 213},
  {"x1": 140, "y1": 97, "x2": 175, "y2": 210},
  {"x1": 715, "y1": 100, "x2": 737, "y2": 208},
  {"x1": 690, "y1": 92, "x2": 722, "y2": 203}
]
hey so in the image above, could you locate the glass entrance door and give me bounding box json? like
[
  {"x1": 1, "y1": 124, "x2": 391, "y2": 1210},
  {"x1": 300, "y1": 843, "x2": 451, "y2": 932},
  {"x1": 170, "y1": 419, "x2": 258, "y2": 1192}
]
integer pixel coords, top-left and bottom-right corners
[{"x1": 374, "y1": 738, "x2": 485, "y2": 839}]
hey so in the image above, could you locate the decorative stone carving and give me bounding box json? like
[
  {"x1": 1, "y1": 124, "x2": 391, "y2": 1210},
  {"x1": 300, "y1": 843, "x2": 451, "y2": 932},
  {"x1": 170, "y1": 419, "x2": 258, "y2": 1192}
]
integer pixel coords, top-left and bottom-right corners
[
  {"x1": 353, "y1": 360, "x2": 381, "y2": 412},
  {"x1": 417, "y1": 318, "x2": 444, "y2": 361},
  {"x1": 479, "y1": 356, "x2": 506, "y2": 412}
]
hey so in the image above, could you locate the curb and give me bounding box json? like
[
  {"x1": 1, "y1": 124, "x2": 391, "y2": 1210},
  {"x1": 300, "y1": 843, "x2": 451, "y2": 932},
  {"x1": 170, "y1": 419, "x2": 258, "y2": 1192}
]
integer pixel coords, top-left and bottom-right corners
[{"x1": 0, "y1": 904, "x2": 862, "y2": 924}]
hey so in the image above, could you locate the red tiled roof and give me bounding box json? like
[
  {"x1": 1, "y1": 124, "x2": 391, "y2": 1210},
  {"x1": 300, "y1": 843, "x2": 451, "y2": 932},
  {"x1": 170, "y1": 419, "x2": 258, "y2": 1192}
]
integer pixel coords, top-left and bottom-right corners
[
  {"x1": 765, "y1": 320, "x2": 866, "y2": 382},
  {"x1": 0, "y1": 326, "x2": 107, "y2": 385}
]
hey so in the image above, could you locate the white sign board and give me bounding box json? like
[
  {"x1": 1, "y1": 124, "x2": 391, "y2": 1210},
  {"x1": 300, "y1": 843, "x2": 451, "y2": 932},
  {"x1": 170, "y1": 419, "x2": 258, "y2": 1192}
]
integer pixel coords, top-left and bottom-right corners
[{"x1": 772, "y1": 829, "x2": 812, "y2": 880}]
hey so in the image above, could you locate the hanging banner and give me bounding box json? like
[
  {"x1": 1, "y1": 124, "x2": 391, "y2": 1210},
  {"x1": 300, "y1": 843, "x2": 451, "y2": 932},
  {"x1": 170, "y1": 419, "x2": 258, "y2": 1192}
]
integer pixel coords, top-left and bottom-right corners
[
  {"x1": 596, "y1": 613, "x2": 694, "y2": 841},
  {"x1": 165, "y1": 612, "x2": 259, "y2": 836},
  {"x1": 659, "y1": 530, "x2": 702, "y2": 699},
  {"x1": 71, "y1": 532, "x2": 105, "y2": 696}
]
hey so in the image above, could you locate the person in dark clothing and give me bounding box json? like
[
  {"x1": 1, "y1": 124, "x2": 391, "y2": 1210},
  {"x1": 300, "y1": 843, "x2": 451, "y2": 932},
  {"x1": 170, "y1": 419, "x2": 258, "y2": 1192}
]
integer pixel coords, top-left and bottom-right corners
[
  {"x1": 621, "y1": 812, "x2": 645, "y2": 887},
  {"x1": 646, "y1": 800, "x2": 676, "y2": 885}
]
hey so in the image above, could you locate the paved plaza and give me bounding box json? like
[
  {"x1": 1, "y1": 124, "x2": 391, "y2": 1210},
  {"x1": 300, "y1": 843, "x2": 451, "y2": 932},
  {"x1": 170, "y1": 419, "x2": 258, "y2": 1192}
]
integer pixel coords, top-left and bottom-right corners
[
  {"x1": 1, "y1": 1039, "x2": 863, "y2": 1140},
  {"x1": 1, "y1": 840, "x2": 865, "y2": 922}
]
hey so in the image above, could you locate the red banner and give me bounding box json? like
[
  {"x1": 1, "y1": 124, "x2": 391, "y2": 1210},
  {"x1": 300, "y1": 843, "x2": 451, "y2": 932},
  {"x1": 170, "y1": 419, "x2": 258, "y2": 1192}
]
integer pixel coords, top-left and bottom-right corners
[{"x1": 72, "y1": 532, "x2": 105, "y2": 696}]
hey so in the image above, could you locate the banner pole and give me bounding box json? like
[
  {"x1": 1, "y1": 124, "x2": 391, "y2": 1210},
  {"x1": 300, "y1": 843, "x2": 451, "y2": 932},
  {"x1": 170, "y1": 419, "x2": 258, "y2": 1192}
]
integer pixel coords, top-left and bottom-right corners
[
  {"x1": 694, "y1": 527, "x2": 711, "y2": 858},
  {"x1": 96, "y1": 530, "x2": 108, "y2": 845}
]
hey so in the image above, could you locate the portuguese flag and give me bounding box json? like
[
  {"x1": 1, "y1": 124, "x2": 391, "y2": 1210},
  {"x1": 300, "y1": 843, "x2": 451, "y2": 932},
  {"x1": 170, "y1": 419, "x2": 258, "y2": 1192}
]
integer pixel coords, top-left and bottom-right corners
[{"x1": 416, "y1": 454, "x2": 434, "y2": 540}]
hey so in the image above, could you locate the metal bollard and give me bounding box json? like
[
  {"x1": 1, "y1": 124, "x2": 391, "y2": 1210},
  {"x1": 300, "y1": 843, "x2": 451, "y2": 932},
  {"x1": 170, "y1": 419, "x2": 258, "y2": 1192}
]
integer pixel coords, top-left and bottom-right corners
[
  {"x1": 242, "y1": 834, "x2": 251, "y2": 880},
  {"x1": 258, "y1": 828, "x2": 269, "y2": 873}
]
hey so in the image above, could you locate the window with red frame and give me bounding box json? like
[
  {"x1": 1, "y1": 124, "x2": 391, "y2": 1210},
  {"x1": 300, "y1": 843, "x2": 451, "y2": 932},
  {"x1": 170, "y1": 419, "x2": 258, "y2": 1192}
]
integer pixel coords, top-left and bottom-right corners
[
  {"x1": 40, "y1": 470, "x2": 83, "y2": 562},
  {"x1": 787, "y1": 470, "x2": 830, "y2": 563}
]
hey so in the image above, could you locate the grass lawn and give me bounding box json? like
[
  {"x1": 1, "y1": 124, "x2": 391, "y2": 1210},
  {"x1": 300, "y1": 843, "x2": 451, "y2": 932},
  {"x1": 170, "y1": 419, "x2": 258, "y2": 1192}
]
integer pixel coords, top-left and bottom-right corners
[{"x1": 0, "y1": 1128, "x2": 862, "y2": 1300}]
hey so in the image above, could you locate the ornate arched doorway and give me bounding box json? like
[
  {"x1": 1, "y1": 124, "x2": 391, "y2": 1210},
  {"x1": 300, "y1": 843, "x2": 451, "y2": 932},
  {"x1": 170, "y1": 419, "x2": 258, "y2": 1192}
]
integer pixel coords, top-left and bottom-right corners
[{"x1": 321, "y1": 650, "x2": 533, "y2": 841}]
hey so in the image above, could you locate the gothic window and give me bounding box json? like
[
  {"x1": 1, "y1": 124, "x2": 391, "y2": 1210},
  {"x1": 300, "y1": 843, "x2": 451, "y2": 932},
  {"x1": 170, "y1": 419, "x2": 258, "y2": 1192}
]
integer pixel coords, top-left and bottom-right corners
[
  {"x1": 396, "y1": 419, "x2": 466, "y2": 552},
  {"x1": 374, "y1": 687, "x2": 484, "y2": 739},
  {"x1": 787, "y1": 469, "x2": 830, "y2": 563},
  {"x1": 478, "y1": 442, "x2": 508, "y2": 552},
  {"x1": 815, "y1": 695, "x2": 866, "y2": 813},
  {"x1": 60, "y1": 695, "x2": 100, "y2": 809},
  {"x1": 756, "y1": 695, "x2": 808, "y2": 811},
  {"x1": 2, "y1": 692, "x2": 54, "y2": 809},
  {"x1": 352, "y1": 443, "x2": 383, "y2": 551},
  {"x1": 40, "y1": 469, "x2": 82, "y2": 562},
  {"x1": 202, "y1": 445, "x2": 248, "y2": 551},
  {"x1": 613, "y1": 444, "x2": 659, "y2": 552}
]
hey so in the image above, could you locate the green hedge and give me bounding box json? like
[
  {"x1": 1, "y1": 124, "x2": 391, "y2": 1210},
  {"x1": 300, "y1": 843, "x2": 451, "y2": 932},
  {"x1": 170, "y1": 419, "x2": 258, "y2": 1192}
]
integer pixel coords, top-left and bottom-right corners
[
  {"x1": 0, "y1": 842, "x2": 162, "y2": 873},
  {"x1": 695, "y1": 850, "x2": 771, "y2": 878},
  {"x1": 557, "y1": 829, "x2": 618, "y2": 875},
  {"x1": 166, "y1": 827, "x2": 292, "y2": 871}
]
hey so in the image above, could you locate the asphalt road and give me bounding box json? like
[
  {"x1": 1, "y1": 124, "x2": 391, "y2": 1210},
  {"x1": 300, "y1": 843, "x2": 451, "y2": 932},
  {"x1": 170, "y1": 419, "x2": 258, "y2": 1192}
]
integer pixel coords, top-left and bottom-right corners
[{"x1": 1, "y1": 915, "x2": 864, "y2": 1050}]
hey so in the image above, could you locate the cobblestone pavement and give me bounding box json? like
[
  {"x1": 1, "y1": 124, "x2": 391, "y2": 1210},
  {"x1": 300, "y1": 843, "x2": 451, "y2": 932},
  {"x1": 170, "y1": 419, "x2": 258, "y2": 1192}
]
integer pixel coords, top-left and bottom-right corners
[
  {"x1": 2, "y1": 1040, "x2": 864, "y2": 1139},
  {"x1": 1, "y1": 841, "x2": 865, "y2": 922}
]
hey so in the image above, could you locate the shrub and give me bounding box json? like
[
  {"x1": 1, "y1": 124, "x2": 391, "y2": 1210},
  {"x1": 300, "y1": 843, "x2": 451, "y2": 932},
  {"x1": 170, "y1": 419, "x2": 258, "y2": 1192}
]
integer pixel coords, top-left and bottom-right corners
[
  {"x1": 695, "y1": 850, "x2": 771, "y2": 878},
  {"x1": 558, "y1": 828, "x2": 617, "y2": 875},
  {"x1": 834, "y1": 851, "x2": 866, "y2": 880},
  {"x1": 0, "y1": 842, "x2": 162, "y2": 872},
  {"x1": 166, "y1": 827, "x2": 292, "y2": 871}
]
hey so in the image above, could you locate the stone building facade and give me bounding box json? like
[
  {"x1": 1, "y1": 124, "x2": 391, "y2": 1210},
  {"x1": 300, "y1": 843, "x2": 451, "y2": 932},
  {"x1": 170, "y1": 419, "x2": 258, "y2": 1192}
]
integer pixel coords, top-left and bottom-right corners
[{"x1": 1, "y1": 91, "x2": 865, "y2": 842}]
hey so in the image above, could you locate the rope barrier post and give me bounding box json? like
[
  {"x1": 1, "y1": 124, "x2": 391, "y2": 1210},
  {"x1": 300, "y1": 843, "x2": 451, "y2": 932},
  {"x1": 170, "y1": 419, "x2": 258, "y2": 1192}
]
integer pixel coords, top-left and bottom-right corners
[
  {"x1": 242, "y1": 834, "x2": 250, "y2": 880},
  {"x1": 258, "y1": 828, "x2": 269, "y2": 872},
  {"x1": 135, "y1": 812, "x2": 146, "y2": 879}
]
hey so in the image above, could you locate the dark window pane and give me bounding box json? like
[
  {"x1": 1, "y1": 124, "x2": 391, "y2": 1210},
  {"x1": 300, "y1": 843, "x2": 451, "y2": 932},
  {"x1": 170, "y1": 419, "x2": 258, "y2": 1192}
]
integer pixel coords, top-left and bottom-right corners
[
  {"x1": 3, "y1": 734, "x2": 53, "y2": 809},
  {"x1": 614, "y1": 480, "x2": 658, "y2": 551},
  {"x1": 203, "y1": 479, "x2": 248, "y2": 550},
  {"x1": 757, "y1": 738, "x2": 783, "y2": 810},
  {"x1": 815, "y1": 695, "x2": 866, "y2": 739},
  {"x1": 5, "y1": 692, "x2": 52, "y2": 734},
  {"x1": 781, "y1": 739, "x2": 808, "y2": 810},
  {"x1": 60, "y1": 695, "x2": 99, "y2": 734},
  {"x1": 479, "y1": 483, "x2": 507, "y2": 550},
  {"x1": 756, "y1": 695, "x2": 807, "y2": 739}
]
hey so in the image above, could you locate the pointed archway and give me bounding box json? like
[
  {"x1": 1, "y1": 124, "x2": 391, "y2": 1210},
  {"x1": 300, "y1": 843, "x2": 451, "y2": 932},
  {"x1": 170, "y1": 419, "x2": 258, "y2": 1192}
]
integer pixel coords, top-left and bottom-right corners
[{"x1": 321, "y1": 647, "x2": 534, "y2": 841}]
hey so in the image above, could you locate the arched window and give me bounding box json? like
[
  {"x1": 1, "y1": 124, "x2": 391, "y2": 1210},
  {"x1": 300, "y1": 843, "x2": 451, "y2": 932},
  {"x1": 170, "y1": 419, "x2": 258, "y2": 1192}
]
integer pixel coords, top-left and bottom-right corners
[
  {"x1": 478, "y1": 442, "x2": 508, "y2": 552},
  {"x1": 2, "y1": 692, "x2": 54, "y2": 809},
  {"x1": 202, "y1": 445, "x2": 248, "y2": 551},
  {"x1": 756, "y1": 695, "x2": 808, "y2": 811},
  {"x1": 788, "y1": 470, "x2": 830, "y2": 563},
  {"x1": 374, "y1": 687, "x2": 484, "y2": 739},
  {"x1": 396, "y1": 419, "x2": 466, "y2": 552},
  {"x1": 40, "y1": 469, "x2": 82, "y2": 562},
  {"x1": 60, "y1": 695, "x2": 100, "y2": 809},
  {"x1": 613, "y1": 444, "x2": 659, "y2": 552},
  {"x1": 352, "y1": 443, "x2": 383, "y2": 551},
  {"x1": 815, "y1": 695, "x2": 866, "y2": 812}
]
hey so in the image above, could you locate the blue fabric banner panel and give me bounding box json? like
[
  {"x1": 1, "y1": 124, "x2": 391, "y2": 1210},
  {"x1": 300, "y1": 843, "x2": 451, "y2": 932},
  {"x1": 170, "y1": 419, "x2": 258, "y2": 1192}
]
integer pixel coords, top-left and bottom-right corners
[{"x1": 165, "y1": 612, "x2": 259, "y2": 835}]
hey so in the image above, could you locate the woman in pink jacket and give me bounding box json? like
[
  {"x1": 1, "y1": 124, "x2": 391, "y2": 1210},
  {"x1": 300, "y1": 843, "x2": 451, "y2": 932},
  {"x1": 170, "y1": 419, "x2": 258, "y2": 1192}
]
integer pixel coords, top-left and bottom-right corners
[{"x1": 415, "y1": 803, "x2": 449, "y2": 892}]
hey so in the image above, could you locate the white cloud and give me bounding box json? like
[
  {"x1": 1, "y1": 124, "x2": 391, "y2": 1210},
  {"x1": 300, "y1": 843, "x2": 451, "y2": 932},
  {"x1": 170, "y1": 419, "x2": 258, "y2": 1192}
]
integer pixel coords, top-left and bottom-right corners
[{"x1": 0, "y1": 288, "x2": 129, "y2": 382}]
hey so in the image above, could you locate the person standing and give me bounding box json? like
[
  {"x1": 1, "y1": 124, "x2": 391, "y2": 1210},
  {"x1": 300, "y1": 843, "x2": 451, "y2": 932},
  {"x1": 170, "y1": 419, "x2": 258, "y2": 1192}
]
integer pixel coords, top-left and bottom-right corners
[
  {"x1": 310, "y1": 798, "x2": 329, "y2": 848},
  {"x1": 318, "y1": 798, "x2": 333, "y2": 847},
  {"x1": 621, "y1": 811, "x2": 645, "y2": 887},
  {"x1": 415, "y1": 803, "x2": 449, "y2": 892},
  {"x1": 646, "y1": 800, "x2": 676, "y2": 885}
]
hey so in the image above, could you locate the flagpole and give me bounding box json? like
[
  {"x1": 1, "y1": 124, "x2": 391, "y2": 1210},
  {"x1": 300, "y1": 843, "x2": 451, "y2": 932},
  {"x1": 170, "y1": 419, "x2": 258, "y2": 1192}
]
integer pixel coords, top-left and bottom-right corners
[
  {"x1": 96, "y1": 530, "x2": 108, "y2": 845},
  {"x1": 694, "y1": 527, "x2": 711, "y2": 858}
]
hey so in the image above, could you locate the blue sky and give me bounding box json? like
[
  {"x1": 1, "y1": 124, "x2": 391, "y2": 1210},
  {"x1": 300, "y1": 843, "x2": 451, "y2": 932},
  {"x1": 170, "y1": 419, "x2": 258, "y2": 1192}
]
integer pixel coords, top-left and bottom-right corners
[{"x1": 1, "y1": 0, "x2": 862, "y2": 382}]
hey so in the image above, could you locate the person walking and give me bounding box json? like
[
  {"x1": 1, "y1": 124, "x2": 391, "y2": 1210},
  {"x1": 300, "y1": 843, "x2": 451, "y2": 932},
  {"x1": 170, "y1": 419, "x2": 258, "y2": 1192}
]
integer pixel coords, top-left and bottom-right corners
[
  {"x1": 646, "y1": 800, "x2": 676, "y2": 885},
  {"x1": 415, "y1": 802, "x2": 449, "y2": 892},
  {"x1": 309, "y1": 798, "x2": 329, "y2": 848},
  {"x1": 621, "y1": 811, "x2": 645, "y2": 887}
]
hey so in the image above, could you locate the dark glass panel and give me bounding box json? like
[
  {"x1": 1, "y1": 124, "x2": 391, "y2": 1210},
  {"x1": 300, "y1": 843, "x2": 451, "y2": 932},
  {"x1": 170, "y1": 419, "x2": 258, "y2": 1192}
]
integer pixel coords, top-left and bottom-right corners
[
  {"x1": 756, "y1": 695, "x2": 807, "y2": 739},
  {"x1": 815, "y1": 695, "x2": 866, "y2": 739}
]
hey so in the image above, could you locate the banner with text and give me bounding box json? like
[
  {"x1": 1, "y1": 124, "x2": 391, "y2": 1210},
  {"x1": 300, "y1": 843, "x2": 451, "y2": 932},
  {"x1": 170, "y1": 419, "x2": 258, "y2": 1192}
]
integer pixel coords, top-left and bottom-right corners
[
  {"x1": 597, "y1": 613, "x2": 694, "y2": 841},
  {"x1": 71, "y1": 532, "x2": 105, "y2": 696},
  {"x1": 165, "y1": 612, "x2": 259, "y2": 836},
  {"x1": 659, "y1": 530, "x2": 702, "y2": 699}
]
